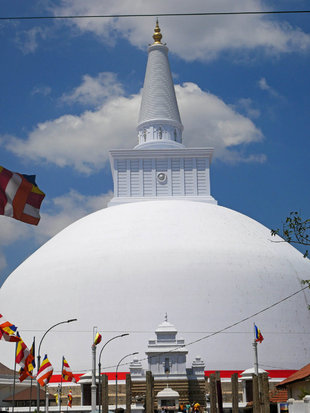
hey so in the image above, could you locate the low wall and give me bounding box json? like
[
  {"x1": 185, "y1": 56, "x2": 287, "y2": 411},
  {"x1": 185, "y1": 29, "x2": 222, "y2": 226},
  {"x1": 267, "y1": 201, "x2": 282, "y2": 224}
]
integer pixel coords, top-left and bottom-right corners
[{"x1": 287, "y1": 396, "x2": 310, "y2": 413}]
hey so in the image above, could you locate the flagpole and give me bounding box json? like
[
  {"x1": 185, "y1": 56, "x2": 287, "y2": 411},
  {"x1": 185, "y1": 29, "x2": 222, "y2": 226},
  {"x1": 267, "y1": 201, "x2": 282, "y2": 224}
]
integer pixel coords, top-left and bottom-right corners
[
  {"x1": 29, "y1": 377, "x2": 34, "y2": 412},
  {"x1": 12, "y1": 341, "x2": 17, "y2": 413},
  {"x1": 253, "y1": 323, "x2": 259, "y2": 376},
  {"x1": 30, "y1": 337, "x2": 35, "y2": 413},
  {"x1": 60, "y1": 357, "x2": 64, "y2": 413},
  {"x1": 45, "y1": 384, "x2": 48, "y2": 413},
  {"x1": 91, "y1": 344, "x2": 97, "y2": 413}
]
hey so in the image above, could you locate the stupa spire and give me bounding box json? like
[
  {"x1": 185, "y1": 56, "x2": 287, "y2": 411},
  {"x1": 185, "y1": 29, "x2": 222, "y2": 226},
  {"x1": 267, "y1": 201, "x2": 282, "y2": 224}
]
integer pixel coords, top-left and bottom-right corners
[{"x1": 136, "y1": 20, "x2": 184, "y2": 149}]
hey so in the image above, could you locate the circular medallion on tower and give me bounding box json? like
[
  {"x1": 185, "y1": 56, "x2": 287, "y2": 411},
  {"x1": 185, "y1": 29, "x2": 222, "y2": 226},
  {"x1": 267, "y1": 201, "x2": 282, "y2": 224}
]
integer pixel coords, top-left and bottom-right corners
[{"x1": 157, "y1": 172, "x2": 167, "y2": 183}]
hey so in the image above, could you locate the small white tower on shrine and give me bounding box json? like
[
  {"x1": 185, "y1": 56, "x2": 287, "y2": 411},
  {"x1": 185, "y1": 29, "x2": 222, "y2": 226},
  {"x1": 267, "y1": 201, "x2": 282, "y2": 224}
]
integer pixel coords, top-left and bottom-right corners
[
  {"x1": 109, "y1": 21, "x2": 217, "y2": 206},
  {"x1": 146, "y1": 315, "x2": 188, "y2": 380}
]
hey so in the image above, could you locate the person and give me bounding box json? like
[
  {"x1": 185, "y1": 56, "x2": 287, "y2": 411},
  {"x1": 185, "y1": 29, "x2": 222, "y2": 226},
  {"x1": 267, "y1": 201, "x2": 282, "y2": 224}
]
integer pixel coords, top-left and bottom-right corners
[{"x1": 194, "y1": 402, "x2": 200, "y2": 412}]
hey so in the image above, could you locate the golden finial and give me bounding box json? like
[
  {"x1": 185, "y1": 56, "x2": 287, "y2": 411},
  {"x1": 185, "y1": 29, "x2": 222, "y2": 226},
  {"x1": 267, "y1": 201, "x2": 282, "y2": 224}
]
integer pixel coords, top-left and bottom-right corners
[{"x1": 152, "y1": 18, "x2": 162, "y2": 44}]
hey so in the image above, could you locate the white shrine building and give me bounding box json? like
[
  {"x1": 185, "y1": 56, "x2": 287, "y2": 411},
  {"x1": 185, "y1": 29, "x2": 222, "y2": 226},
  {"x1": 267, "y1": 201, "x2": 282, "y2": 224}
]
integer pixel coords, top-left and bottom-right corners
[{"x1": 129, "y1": 316, "x2": 205, "y2": 382}]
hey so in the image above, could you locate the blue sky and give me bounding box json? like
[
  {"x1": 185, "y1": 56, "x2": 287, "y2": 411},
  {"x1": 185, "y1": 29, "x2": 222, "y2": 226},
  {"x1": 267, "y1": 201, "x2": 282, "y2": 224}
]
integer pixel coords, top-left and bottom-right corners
[{"x1": 0, "y1": 0, "x2": 310, "y2": 286}]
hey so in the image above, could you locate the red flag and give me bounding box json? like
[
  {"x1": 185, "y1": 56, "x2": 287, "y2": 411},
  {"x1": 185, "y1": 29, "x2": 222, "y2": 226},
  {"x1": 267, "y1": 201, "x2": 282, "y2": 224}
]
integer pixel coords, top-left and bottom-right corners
[
  {"x1": 93, "y1": 332, "x2": 102, "y2": 346},
  {"x1": 0, "y1": 314, "x2": 20, "y2": 342},
  {"x1": 0, "y1": 166, "x2": 45, "y2": 225},
  {"x1": 255, "y1": 324, "x2": 264, "y2": 343},
  {"x1": 37, "y1": 355, "x2": 53, "y2": 386},
  {"x1": 62, "y1": 358, "x2": 76, "y2": 383},
  {"x1": 15, "y1": 332, "x2": 29, "y2": 366},
  {"x1": 67, "y1": 389, "x2": 73, "y2": 408}
]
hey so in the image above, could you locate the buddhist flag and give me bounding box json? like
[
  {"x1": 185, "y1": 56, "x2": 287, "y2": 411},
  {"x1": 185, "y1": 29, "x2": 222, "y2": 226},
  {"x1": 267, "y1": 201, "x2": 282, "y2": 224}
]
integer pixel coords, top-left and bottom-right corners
[
  {"x1": 15, "y1": 332, "x2": 29, "y2": 367},
  {"x1": 93, "y1": 332, "x2": 102, "y2": 346},
  {"x1": 18, "y1": 338, "x2": 35, "y2": 382},
  {"x1": 0, "y1": 166, "x2": 45, "y2": 225},
  {"x1": 37, "y1": 354, "x2": 53, "y2": 386},
  {"x1": 28, "y1": 339, "x2": 36, "y2": 373},
  {"x1": 67, "y1": 389, "x2": 73, "y2": 408},
  {"x1": 255, "y1": 324, "x2": 264, "y2": 343},
  {"x1": 0, "y1": 314, "x2": 20, "y2": 342},
  {"x1": 62, "y1": 357, "x2": 76, "y2": 383}
]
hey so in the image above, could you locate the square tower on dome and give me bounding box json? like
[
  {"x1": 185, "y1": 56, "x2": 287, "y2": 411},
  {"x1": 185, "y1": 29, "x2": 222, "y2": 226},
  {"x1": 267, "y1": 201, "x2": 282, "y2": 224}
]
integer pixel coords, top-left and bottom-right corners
[{"x1": 108, "y1": 21, "x2": 217, "y2": 207}]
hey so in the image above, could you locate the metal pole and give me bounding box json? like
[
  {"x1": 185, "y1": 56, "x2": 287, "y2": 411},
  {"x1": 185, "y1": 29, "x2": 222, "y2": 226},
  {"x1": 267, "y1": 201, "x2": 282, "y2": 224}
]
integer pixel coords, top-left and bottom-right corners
[
  {"x1": 91, "y1": 344, "x2": 97, "y2": 413},
  {"x1": 36, "y1": 319, "x2": 77, "y2": 412},
  {"x1": 98, "y1": 334, "x2": 129, "y2": 413},
  {"x1": 45, "y1": 385, "x2": 48, "y2": 413},
  {"x1": 59, "y1": 357, "x2": 64, "y2": 413},
  {"x1": 115, "y1": 352, "x2": 138, "y2": 410},
  {"x1": 12, "y1": 341, "x2": 17, "y2": 413},
  {"x1": 29, "y1": 376, "x2": 33, "y2": 413},
  {"x1": 253, "y1": 323, "x2": 259, "y2": 376}
]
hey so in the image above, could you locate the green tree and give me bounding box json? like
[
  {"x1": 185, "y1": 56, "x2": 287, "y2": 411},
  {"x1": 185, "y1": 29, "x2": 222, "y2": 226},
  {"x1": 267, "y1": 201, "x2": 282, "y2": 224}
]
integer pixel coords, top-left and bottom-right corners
[
  {"x1": 271, "y1": 211, "x2": 310, "y2": 258},
  {"x1": 271, "y1": 212, "x2": 310, "y2": 291}
]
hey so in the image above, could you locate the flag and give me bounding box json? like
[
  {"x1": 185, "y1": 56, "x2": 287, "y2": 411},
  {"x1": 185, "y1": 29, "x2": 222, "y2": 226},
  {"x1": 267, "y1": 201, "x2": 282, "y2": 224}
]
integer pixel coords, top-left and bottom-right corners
[
  {"x1": 0, "y1": 166, "x2": 45, "y2": 225},
  {"x1": 19, "y1": 368, "x2": 31, "y2": 383},
  {"x1": 0, "y1": 314, "x2": 20, "y2": 342},
  {"x1": 93, "y1": 332, "x2": 102, "y2": 346},
  {"x1": 62, "y1": 358, "x2": 76, "y2": 383},
  {"x1": 18, "y1": 338, "x2": 35, "y2": 382},
  {"x1": 67, "y1": 389, "x2": 72, "y2": 408},
  {"x1": 28, "y1": 339, "x2": 36, "y2": 373},
  {"x1": 15, "y1": 332, "x2": 29, "y2": 366},
  {"x1": 37, "y1": 354, "x2": 53, "y2": 386},
  {"x1": 255, "y1": 324, "x2": 264, "y2": 343}
]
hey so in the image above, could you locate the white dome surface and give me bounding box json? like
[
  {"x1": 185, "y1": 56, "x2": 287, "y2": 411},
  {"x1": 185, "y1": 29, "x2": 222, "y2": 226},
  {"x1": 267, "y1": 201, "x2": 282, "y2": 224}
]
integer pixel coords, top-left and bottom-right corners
[{"x1": 1, "y1": 200, "x2": 310, "y2": 374}]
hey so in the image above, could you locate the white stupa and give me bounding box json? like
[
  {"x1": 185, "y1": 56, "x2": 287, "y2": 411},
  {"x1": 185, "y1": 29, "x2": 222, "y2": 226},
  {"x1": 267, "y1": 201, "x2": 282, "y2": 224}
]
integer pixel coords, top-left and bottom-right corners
[{"x1": 1, "y1": 22, "x2": 310, "y2": 376}]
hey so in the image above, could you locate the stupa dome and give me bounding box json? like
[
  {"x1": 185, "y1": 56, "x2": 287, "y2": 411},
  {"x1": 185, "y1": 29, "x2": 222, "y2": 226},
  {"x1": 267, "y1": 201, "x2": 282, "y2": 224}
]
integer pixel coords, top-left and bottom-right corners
[{"x1": 1, "y1": 200, "x2": 310, "y2": 373}]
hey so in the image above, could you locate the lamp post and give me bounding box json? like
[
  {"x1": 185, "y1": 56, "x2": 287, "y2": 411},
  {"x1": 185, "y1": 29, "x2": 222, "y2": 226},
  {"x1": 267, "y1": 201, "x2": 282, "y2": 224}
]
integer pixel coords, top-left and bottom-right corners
[
  {"x1": 98, "y1": 334, "x2": 129, "y2": 413},
  {"x1": 115, "y1": 352, "x2": 138, "y2": 411},
  {"x1": 36, "y1": 319, "x2": 77, "y2": 412}
]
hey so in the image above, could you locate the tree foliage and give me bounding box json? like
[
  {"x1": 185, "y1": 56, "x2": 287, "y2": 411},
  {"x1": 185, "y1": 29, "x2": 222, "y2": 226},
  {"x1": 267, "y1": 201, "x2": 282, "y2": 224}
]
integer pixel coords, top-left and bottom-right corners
[
  {"x1": 271, "y1": 212, "x2": 310, "y2": 292},
  {"x1": 271, "y1": 211, "x2": 310, "y2": 258}
]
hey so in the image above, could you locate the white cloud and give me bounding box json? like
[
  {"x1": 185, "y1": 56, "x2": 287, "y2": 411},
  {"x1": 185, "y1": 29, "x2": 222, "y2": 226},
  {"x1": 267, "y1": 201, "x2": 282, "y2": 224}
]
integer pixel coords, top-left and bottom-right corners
[
  {"x1": 0, "y1": 190, "x2": 113, "y2": 277},
  {"x1": 2, "y1": 75, "x2": 264, "y2": 171},
  {"x1": 15, "y1": 26, "x2": 49, "y2": 54},
  {"x1": 258, "y1": 77, "x2": 281, "y2": 98},
  {"x1": 51, "y1": 0, "x2": 310, "y2": 61},
  {"x1": 233, "y1": 98, "x2": 261, "y2": 119},
  {"x1": 32, "y1": 86, "x2": 52, "y2": 97},
  {"x1": 60, "y1": 72, "x2": 124, "y2": 107}
]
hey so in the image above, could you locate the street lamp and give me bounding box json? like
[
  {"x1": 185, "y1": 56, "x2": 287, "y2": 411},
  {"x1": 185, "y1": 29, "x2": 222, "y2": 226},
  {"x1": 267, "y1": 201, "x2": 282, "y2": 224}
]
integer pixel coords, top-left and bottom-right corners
[
  {"x1": 98, "y1": 334, "x2": 129, "y2": 413},
  {"x1": 115, "y1": 352, "x2": 138, "y2": 411},
  {"x1": 36, "y1": 319, "x2": 77, "y2": 412}
]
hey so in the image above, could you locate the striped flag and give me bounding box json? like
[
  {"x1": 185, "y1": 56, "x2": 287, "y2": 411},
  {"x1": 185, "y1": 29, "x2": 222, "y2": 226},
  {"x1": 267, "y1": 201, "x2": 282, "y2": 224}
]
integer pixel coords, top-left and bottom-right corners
[
  {"x1": 67, "y1": 389, "x2": 73, "y2": 408},
  {"x1": 37, "y1": 354, "x2": 53, "y2": 386},
  {"x1": 18, "y1": 338, "x2": 35, "y2": 382},
  {"x1": 0, "y1": 314, "x2": 20, "y2": 342},
  {"x1": 0, "y1": 166, "x2": 45, "y2": 225},
  {"x1": 255, "y1": 324, "x2": 264, "y2": 343},
  {"x1": 93, "y1": 332, "x2": 102, "y2": 346},
  {"x1": 62, "y1": 357, "x2": 76, "y2": 383},
  {"x1": 15, "y1": 332, "x2": 29, "y2": 367},
  {"x1": 28, "y1": 339, "x2": 36, "y2": 373}
]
